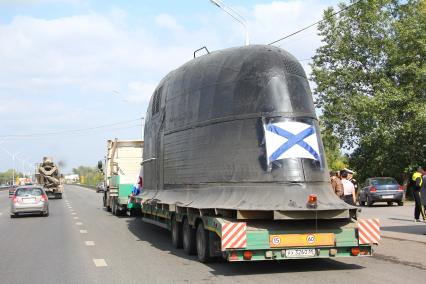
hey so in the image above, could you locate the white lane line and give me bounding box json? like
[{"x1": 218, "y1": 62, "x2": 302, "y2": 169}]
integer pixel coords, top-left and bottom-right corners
[
  {"x1": 0, "y1": 212, "x2": 3, "y2": 216},
  {"x1": 85, "y1": 241, "x2": 95, "y2": 246},
  {"x1": 79, "y1": 230, "x2": 88, "y2": 234},
  {"x1": 73, "y1": 217, "x2": 79, "y2": 219},
  {"x1": 75, "y1": 222, "x2": 83, "y2": 226},
  {"x1": 93, "y1": 259, "x2": 107, "y2": 267},
  {"x1": 71, "y1": 213, "x2": 77, "y2": 215}
]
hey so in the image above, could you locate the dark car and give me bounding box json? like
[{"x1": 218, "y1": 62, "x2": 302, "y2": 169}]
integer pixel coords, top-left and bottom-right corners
[{"x1": 359, "y1": 177, "x2": 404, "y2": 207}]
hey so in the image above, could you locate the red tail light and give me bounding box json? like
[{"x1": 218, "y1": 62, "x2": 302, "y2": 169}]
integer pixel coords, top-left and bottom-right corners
[
  {"x1": 308, "y1": 194, "x2": 318, "y2": 203},
  {"x1": 12, "y1": 196, "x2": 17, "y2": 203},
  {"x1": 370, "y1": 187, "x2": 377, "y2": 192},
  {"x1": 40, "y1": 195, "x2": 47, "y2": 202},
  {"x1": 243, "y1": 250, "x2": 253, "y2": 260},
  {"x1": 229, "y1": 251, "x2": 239, "y2": 261},
  {"x1": 398, "y1": 186, "x2": 403, "y2": 191},
  {"x1": 351, "y1": 247, "x2": 360, "y2": 256}
]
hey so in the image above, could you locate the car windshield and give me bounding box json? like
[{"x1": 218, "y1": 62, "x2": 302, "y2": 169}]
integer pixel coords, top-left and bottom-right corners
[
  {"x1": 15, "y1": 188, "x2": 43, "y2": 196},
  {"x1": 371, "y1": 178, "x2": 398, "y2": 186}
]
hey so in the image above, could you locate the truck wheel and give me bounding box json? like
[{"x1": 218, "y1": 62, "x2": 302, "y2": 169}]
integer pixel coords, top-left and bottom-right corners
[
  {"x1": 196, "y1": 222, "x2": 212, "y2": 263},
  {"x1": 171, "y1": 215, "x2": 183, "y2": 249},
  {"x1": 112, "y1": 198, "x2": 117, "y2": 215},
  {"x1": 182, "y1": 218, "x2": 196, "y2": 255}
]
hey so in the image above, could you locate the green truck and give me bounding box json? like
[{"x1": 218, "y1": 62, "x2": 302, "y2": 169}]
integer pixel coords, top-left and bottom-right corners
[{"x1": 102, "y1": 139, "x2": 143, "y2": 216}]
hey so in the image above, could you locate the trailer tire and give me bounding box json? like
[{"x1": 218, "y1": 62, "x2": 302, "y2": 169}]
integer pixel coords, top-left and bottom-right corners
[
  {"x1": 182, "y1": 218, "x2": 196, "y2": 255},
  {"x1": 171, "y1": 215, "x2": 183, "y2": 249},
  {"x1": 112, "y1": 198, "x2": 117, "y2": 215},
  {"x1": 196, "y1": 222, "x2": 212, "y2": 263}
]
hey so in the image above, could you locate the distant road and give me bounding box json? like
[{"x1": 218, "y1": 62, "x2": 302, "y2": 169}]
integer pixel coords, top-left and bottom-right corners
[{"x1": 0, "y1": 185, "x2": 425, "y2": 284}]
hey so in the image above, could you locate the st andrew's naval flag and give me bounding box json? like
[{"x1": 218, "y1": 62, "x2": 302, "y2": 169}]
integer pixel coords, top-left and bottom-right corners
[{"x1": 264, "y1": 121, "x2": 321, "y2": 164}]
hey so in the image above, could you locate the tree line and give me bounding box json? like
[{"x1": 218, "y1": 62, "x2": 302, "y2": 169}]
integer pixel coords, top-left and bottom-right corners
[{"x1": 312, "y1": 0, "x2": 425, "y2": 183}]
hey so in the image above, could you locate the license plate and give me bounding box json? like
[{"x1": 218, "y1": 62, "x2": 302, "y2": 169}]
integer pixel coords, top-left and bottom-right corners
[
  {"x1": 22, "y1": 198, "x2": 35, "y2": 204},
  {"x1": 286, "y1": 249, "x2": 316, "y2": 258},
  {"x1": 382, "y1": 195, "x2": 393, "y2": 199}
]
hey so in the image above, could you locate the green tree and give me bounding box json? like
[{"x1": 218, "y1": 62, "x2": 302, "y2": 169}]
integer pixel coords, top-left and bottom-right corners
[
  {"x1": 72, "y1": 165, "x2": 103, "y2": 186},
  {"x1": 311, "y1": 0, "x2": 426, "y2": 182},
  {"x1": 0, "y1": 169, "x2": 23, "y2": 184}
]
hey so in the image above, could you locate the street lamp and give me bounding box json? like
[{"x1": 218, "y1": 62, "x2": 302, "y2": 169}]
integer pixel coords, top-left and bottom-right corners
[
  {"x1": 209, "y1": 0, "x2": 250, "y2": 46},
  {"x1": 1, "y1": 147, "x2": 21, "y2": 185}
]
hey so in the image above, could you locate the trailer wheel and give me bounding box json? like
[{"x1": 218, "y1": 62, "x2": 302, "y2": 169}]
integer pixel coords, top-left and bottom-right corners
[
  {"x1": 196, "y1": 222, "x2": 212, "y2": 263},
  {"x1": 182, "y1": 218, "x2": 196, "y2": 255},
  {"x1": 171, "y1": 215, "x2": 183, "y2": 249},
  {"x1": 112, "y1": 198, "x2": 117, "y2": 215}
]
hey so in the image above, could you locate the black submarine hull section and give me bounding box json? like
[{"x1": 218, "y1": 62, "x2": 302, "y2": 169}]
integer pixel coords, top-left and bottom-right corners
[{"x1": 140, "y1": 45, "x2": 354, "y2": 219}]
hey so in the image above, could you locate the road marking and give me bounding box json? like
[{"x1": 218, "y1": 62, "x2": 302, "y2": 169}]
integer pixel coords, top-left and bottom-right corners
[
  {"x1": 75, "y1": 222, "x2": 83, "y2": 226},
  {"x1": 93, "y1": 259, "x2": 107, "y2": 267},
  {"x1": 85, "y1": 241, "x2": 95, "y2": 246},
  {"x1": 73, "y1": 217, "x2": 79, "y2": 219},
  {"x1": 79, "y1": 230, "x2": 87, "y2": 234},
  {"x1": 0, "y1": 212, "x2": 3, "y2": 216},
  {"x1": 71, "y1": 213, "x2": 76, "y2": 215}
]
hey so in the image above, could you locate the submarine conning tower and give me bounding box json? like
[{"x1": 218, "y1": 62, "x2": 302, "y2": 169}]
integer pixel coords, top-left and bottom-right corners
[{"x1": 142, "y1": 45, "x2": 354, "y2": 219}]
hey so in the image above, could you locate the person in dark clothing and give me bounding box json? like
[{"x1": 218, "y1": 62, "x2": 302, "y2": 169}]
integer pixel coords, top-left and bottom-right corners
[{"x1": 412, "y1": 166, "x2": 425, "y2": 222}]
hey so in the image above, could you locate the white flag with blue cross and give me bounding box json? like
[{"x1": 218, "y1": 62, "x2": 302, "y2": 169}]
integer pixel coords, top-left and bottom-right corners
[{"x1": 264, "y1": 121, "x2": 320, "y2": 164}]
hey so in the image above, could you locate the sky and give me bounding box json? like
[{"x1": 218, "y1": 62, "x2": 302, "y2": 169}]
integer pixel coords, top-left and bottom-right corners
[{"x1": 0, "y1": 0, "x2": 341, "y2": 175}]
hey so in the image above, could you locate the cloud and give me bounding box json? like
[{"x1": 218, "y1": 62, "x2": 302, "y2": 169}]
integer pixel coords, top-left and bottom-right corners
[
  {"x1": 155, "y1": 14, "x2": 185, "y2": 34},
  {"x1": 0, "y1": 1, "x2": 333, "y2": 172},
  {"x1": 0, "y1": 0, "x2": 83, "y2": 6}
]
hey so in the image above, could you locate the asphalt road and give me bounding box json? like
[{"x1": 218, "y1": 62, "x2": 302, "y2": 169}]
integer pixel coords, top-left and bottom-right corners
[{"x1": 0, "y1": 185, "x2": 425, "y2": 284}]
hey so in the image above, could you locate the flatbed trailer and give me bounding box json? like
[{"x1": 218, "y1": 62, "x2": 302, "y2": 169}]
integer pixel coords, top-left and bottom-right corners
[{"x1": 131, "y1": 197, "x2": 379, "y2": 262}]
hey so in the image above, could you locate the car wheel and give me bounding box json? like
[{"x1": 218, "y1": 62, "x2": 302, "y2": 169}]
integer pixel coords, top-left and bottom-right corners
[
  {"x1": 359, "y1": 200, "x2": 365, "y2": 206},
  {"x1": 366, "y1": 196, "x2": 373, "y2": 207},
  {"x1": 387, "y1": 202, "x2": 393, "y2": 206},
  {"x1": 44, "y1": 210, "x2": 49, "y2": 217},
  {"x1": 10, "y1": 213, "x2": 16, "y2": 218},
  {"x1": 398, "y1": 201, "x2": 404, "y2": 206}
]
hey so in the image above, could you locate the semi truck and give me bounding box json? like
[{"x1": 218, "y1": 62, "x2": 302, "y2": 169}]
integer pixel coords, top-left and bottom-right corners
[
  {"x1": 128, "y1": 45, "x2": 380, "y2": 262},
  {"x1": 36, "y1": 157, "x2": 63, "y2": 199},
  {"x1": 102, "y1": 139, "x2": 143, "y2": 216}
]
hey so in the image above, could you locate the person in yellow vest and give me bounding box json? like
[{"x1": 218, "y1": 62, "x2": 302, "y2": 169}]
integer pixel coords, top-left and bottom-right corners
[{"x1": 412, "y1": 166, "x2": 425, "y2": 222}]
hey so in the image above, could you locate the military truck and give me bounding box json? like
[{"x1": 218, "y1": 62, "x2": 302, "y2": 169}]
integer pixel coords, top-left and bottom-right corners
[
  {"x1": 129, "y1": 45, "x2": 380, "y2": 263},
  {"x1": 36, "y1": 157, "x2": 63, "y2": 199},
  {"x1": 101, "y1": 139, "x2": 143, "y2": 215}
]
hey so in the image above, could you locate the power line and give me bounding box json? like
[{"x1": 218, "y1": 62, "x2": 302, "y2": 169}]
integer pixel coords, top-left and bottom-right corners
[
  {"x1": 0, "y1": 118, "x2": 143, "y2": 138},
  {"x1": 268, "y1": 0, "x2": 362, "y2": 46}
]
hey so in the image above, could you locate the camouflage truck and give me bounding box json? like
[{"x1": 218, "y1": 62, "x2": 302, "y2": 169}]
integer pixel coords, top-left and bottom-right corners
[{"x1": 36, "y1": 157, "x2": 64, "y2": 199}]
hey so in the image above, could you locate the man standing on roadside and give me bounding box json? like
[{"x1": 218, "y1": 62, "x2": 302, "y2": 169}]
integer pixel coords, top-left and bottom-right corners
[
  {"x1": 412, "y1": 166, "x2": 425, "y2": 222},
  {"x1": 330, "y1": 171, "x2": 343, "y2": 198},
  {"x1": 341, "y1": 171, "x2": 356, "y2": 205}
]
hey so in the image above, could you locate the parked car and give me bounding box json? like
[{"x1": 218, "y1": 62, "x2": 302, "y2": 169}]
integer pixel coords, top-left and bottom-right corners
[
  {"x1": 359, "y1": 177, "x2": 404, "y2": 207},
  {"x1": 10, "y1": 186, "x2": 49, "y2": 217},
  {"x1": 96, "y1": 182, "x2": 105, "y2": 193},
  {"x1": 8, "y1": 185, "x2": 17, "y2": 197}
]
